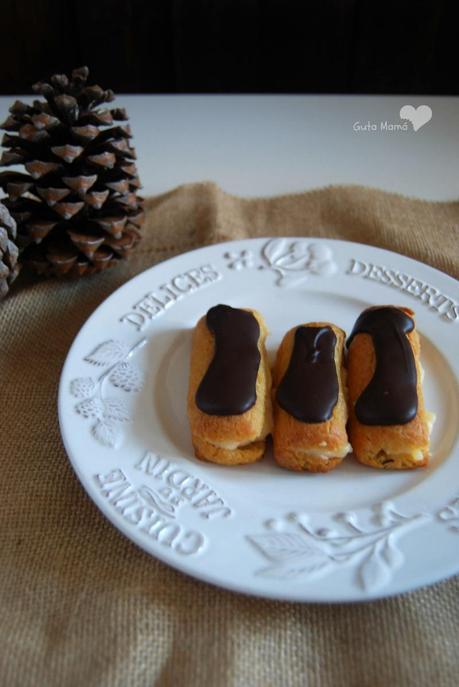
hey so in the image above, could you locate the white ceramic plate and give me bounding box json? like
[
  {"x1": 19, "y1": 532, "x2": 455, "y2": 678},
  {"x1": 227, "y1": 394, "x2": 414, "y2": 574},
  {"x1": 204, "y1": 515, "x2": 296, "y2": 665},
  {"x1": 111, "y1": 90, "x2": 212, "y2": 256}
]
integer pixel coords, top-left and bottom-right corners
[{"x1": 58, "y1": 237, "x2": 459, "y2": 602}]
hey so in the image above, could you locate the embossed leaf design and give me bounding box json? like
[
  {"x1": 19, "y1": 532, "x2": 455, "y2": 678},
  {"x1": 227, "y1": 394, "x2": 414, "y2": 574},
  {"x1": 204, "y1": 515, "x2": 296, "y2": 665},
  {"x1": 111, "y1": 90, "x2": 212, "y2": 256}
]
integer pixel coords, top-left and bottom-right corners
[
  {"x1": 262, "y1": 238, "x2": 288, "y2": 266},
  {"x1": 334, "y1": 511, "x2": 364, "y2": 534},
  {"x1": 438, "y1": 497, "x2": 459, "y2": 533},
  {"x1": 75, "y1": 398, "x2": 104, "y2": 419},
  {"x1": 248, "y1": 533, "x2": 328, "y2": 563},
  {"x1": 290, "y1": 241, "x2": 310, "y2": 258},
  {"x1": 358, "y1": 542, "x2": 391, "y2": 591},
  {"x1": 250, "y1": 503, "x2": 427, "y2": 590},
  {"x1": 103, "y1": 398, "x2": 130, "y2": 422},
  {"x1": 261, "y1": 238, "x2": 337, "y2": 284},
  {"x1": 308, "y1": 243, "x2": 332, "y2": 261},
  {"x1": 308, "y1": 260, "x2": 337, "y2": 276},
  {"x1": 92, "y1": 420, "x2": 121, "y2": 448},
  {"x1": 438, "y1": 504, "x2": 459, "y2": 521},
  {"x1": 276, "y1": 272, "x2": 309, "y2": 288},
  {"x1": 84, "y1": 340, "x2": 129, "y2": 367},
  {"x1": 381, "y1": 535, "x2": 403, "y2": 569},
  {"x1": 275, "y1": 254, "x2": 310, "y2": 271},
  {"x1": 438, "y1": 506, "x2": 455, "y2": 521},
  {"x1": 109, "y1": 362, "x2": 144, "y2": 392},
  {"x1": 373, "y1": 502, "x2": 413, "y2": 526},
  {"x1": 70, "y1": 377, "x2": 96, "y2": 398}
]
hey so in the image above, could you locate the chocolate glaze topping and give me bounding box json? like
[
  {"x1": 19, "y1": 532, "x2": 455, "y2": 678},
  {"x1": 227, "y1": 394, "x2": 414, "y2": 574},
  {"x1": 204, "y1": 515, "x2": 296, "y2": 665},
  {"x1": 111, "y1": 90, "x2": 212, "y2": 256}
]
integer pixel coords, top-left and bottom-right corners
[
  {"x1": 196, "y1": 304, "x2": 261, "y2": 416},
  {"x1": 347, "y1": 306, "x2": 418, "y2": 425},
  {"x1": 276, "y1": 326, "x2": 339, "y2": 423}
]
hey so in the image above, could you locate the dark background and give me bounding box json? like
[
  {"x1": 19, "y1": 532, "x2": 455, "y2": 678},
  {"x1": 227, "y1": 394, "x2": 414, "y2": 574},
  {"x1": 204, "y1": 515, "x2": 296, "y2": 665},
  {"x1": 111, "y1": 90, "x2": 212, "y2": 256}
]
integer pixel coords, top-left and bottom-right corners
[{"x1": 0, "y1": 0, "x2": 457, "y2": 95}]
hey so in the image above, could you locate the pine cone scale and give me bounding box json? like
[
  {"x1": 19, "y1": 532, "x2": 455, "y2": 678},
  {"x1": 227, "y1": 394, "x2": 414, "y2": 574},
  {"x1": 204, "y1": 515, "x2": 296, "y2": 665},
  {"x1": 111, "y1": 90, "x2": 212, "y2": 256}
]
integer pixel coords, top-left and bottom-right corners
[
  {"x1": 62, "y1": 174, "x2": 98, "y2": 194},
  {"x1": 51, "y1": 145, "x2": 84, "y2": 163},
  {"x1": 27, "y1": 220, "x2": 58, "y2": 241},
  {"x1": 36, "y1": 186, "x2": 71, "y2": 205},
  {"x1": 0, "y1": 66, "x2": 143, "y2": 278},
  {"x1": 25, "y1": 161, "x2": 62, "y2": 178},
  {"x1": 0, "y1": 203, "x2": 20, "y2": 297},
  {"x1": 86, "y1": 190, "x2": 109, "y2": 209}
]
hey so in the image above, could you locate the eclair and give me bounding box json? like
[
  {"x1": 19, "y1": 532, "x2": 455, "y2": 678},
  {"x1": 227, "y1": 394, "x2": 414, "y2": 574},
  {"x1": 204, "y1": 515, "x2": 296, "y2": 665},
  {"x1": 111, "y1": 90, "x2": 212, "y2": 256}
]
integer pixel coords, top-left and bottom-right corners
[
  {"x1": 187, "y1": 304, "x2": 272, "y2": 465},
  {"x1": 347, "y1": 306, "x2": 434, "y2": 469},
  {"x1": 272, "y1": 323, "x2": 351, "y2": 472}
]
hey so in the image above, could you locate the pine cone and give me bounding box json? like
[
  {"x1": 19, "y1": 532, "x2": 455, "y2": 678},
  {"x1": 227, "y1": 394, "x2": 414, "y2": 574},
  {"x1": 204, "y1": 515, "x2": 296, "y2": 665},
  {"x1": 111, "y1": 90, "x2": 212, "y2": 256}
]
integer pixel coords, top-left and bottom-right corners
[
  {"x1": 0, "y1": 66, "x2": 143, "y2": 277},
  {"x1": 0, "y1": 201, "x2": 19, "y2": 299}
]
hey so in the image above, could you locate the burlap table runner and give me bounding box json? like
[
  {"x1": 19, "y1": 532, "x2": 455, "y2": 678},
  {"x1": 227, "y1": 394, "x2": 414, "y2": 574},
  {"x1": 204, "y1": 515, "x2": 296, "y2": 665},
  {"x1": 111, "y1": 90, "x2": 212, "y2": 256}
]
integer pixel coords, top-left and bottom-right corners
[{"x1": 1, "y1": 182, "x2": 458, "y2": 687}]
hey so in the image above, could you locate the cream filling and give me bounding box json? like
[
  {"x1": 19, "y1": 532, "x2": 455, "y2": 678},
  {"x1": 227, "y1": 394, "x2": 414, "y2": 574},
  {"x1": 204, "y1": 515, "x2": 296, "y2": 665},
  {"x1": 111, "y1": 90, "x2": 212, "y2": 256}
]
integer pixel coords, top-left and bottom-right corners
[
  {"x1": 420, "y1": 364, "x2": 425, "y2": 383},
  {"x1": 376, "y1": 448, "x2": 426, "y2": 463},
  {"x1": 208, "y1": 432, "x2": 268, "y2": 451},
  {"x1": 426, "y1": 411, "x2": 436, "y2": 436},
  {"x1": 375, "y1": 410, "x2": 436, "y2": 464},
  {"x1": 409, "y1": 412, "x2": 436, "y2": 461},
  {"x1": 295, "y1": 443, "x2": 352, "y2": 462}
]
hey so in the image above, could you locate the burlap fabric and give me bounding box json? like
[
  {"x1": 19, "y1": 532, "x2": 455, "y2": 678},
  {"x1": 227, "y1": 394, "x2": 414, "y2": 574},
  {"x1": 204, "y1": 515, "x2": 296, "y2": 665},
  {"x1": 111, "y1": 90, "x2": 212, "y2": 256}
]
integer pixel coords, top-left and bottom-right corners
[{"x1": 1, "y1": 182, "x2": 458, "y2": 687}]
